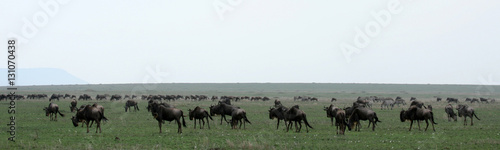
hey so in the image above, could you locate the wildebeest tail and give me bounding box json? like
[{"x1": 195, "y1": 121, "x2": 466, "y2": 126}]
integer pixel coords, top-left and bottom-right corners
[
  {"x1": 181, "y1": 111, "x2": 187, "y2": 127},
  {"x1": 473, "y1": 112, "x2": 480, "y2": 120},
  {"x1": 430, "y1": 112, "x2": 437, "y2": 124},
  {"x1": 374, "y1": 113, "x2": 381, "y2": 122},
  {"x1": 303, "y1": 114, "x2": 313, "y2": 129},
  {"x1": 100, "y1": 111, "x2": 108, "y2": 122},
  {"x1": 244, "y1": 113, "x2": 251, "y2": 124},
  {"x1": 205, "y1": 111, "x2": 213, "y2": 120},
  {"x1": 57, "y1": 109, "x2": 65, "y2": 117}
]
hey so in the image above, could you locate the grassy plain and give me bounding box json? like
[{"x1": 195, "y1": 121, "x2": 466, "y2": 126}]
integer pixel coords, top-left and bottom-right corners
[{"x1": 1, "y1": 83, "x2": 499, "y2": 149}]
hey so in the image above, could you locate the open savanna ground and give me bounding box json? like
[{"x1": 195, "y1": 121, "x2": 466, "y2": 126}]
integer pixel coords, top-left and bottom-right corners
[{"x1": 1, "y1": 83, "x2": 500, "y2": 149}]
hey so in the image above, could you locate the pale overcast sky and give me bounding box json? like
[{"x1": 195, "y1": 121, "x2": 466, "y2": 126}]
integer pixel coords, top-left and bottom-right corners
[{"x1": 1, "y1": 1, "x2": 500, "y2": 85}]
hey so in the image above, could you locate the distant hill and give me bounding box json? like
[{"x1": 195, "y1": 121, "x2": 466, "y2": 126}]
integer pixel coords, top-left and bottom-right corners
[{"x1": 0, "y1": 68, "x2": 88, "y2": 86}]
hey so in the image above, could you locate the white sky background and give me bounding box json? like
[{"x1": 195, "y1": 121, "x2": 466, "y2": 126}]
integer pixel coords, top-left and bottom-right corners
[{"x1": 1, "y1": 0, "x2": 500, "y2": 85}]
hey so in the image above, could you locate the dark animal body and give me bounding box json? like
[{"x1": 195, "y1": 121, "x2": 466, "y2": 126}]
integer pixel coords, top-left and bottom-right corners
[
  {"x1": 70, "y1": 100, "x2": 77, "y2": 112},
  {"x1": 150, "y1": 103, "x2": 186, "y2": 133},
  {"x1": 400, "y1": 106, "x2": 437, "y2": 131},
  {"x1": 124, "y1": 100, "x2": 139, "y2": 112},
  {"x1": 230, "y1": 108, "x2": 251, "y2": 129},
  {"x1": 209, "y1": 103, "x2": 240, "y2": 125},
  {"x1": 456, "y1": 105, "x2": 480, "y2": 126},
  {"x1": 284, "y1": 105, "x2": 313, "y2": 133},
  {"x1": 189, "y1": 106, "x2": 213, "y2": 129},
  {"x1": 71, "y1": 104, "x2": 108, "y2": 133},
  {"x1": 445, "y1": 104, "x2": 457, "y2": 122},
  {"x1": 348, "y1": 106, "x2": 380, "y2": 131},
  {"x1": 44, "y1": 103, "x2": 65, "y2": 121},
  {"x1": 269, "y1": 106, "x2": 288, "y2": 130}
]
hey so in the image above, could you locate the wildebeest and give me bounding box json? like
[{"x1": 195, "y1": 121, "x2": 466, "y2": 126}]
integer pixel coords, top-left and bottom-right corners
[
  {"x1": 78, "y1": 94, "x2": 92, "y2": 101},
  {"x1": 284, "y1": 105, "x2": 313, "y2": 133},
  {"x1": 230, "y1": 108, "x2": 251, "y2": 129},
  {"x1": 274, "y1": 99, "x2": 282, "y2": 108},
  {"x1": 381, "y1": 99, "x2": 395, "y2": 110},
  {"x1": 110, "y1": 94, "x2": 122, "y2": 101},
  {"x1": 209, "y1": 102, "x2": 239, "y2": 125},
  {"x1": 95, "y1": 94, "x2": 107, "y2": 100},
  {"x1": 150, "y1": 102, "x2": 187, "y2": 133},
  {"x1": 71, "y1": 104, "x2": 108, "y2": 133},
  {"x1": 456, "y1": 104, "x2": 480, "y2": 126},
  {"x1": 269, "y1": 106, "x2": 288, "y2": 130},
  {"x1": 446, "y1": 97, "x2": 458, "y2": 103},
  {"x1": 124, "y1": 100, "x2": 139, "y2": 112},
  {"x1": 334, "y1": 108, "x2": 349, "y2": 135},
  {"x1": 331, "y1": 98, "x2": 337, "y2": 102},
  {"x1": 69, "y1": 99, "x2": 77, "y2": 112},
  {"x1": 49, "y1": 94, "x2": 60, "y2": 101},
  {"x1": 324, "y1": 104, "x2": 338, "y2": 126},
  {"x1": 445, "y1": 104, "x2": 457, "y2": 122},
  {"x1": 436, "y1": 97, "x2": 442, "y2": 102},
  {"x1": 479, "y1": 97, "x2": 489, "y2": 103},
  {"x1": 400, "y1": 106, "x2": 437, "y2": 131},
  {"x1": 44, "y1": 103, "x2": 65, "y2": 121},
  {"x1": 348, "y1": 106, "x2": 381, "y2": 131},
  {"x1": 410, "y1": 100, "x2": 426, "y2": 108},
  {"x1": 188, "y1": 106, "x2": 213, "y2": 129}
]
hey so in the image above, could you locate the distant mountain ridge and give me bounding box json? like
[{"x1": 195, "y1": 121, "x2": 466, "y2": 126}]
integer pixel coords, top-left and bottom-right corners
[{"x1": 0, "y1": 68, "x2": 88, "y2": 86}]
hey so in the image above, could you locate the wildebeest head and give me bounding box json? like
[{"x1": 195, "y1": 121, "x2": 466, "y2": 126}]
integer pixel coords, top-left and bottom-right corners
[
  {"x1": 209, "y1": 104, "x2": 219, "y2": 116},
  {"x1": 188, "y1": 109, "x2": 194, "y2": 120},
  {"x1": 43, "y1": 107, "x2": 50, "y2": 116},
  {"x1": 400, "y1": 109, "x2": 407, "y2": 122},
  {"x1": 71, "y1": 116, "x2": 79, "y2": 127}
]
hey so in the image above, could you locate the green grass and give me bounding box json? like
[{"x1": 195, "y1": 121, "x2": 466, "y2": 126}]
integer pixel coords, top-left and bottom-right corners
[{"x1": 1, "y1": 83, "x2": 500, "y2": 149}]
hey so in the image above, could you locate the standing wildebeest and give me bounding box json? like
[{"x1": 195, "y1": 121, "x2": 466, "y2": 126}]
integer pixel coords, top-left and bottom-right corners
[
  {"x1": 334, "y1": 108, "x2": 349, "y2": 135},
  {"x1": 324, "y1": 104, "x2": 338, "y2": 126},
  {"x1": 150, "y1": 103, "x2": 186, "y2": 133},
  {"x1": 348, "y1": 106, "x2": 380, "y2": 131},
  {"x1": 209, "y1": 102, "x2": 239, "y2": 125},
  {"x1": 95, "y1": 94, "x2": 107, "y2": 100},
  {"x1": 284, "y1": 105, "x2": 313, "y2": 133},
  {"x1": 269, "y1": 106, "x2": 288, "y2": 130},
  {"x1": 274, "y1": 99, "x2": 282, "y2": 108},
  {"x1": 456, "y1": 104, "x2": 480, "y2": 126},
  {"x1": 230, "y1": 108, "x2": 251, "y2": 129},
  {"x1": 381, "y1": 99, "x2": 395, "y2": 110},
  {"x1": 400, "y1": 106, "x2": 437, "y2": 131},
  {"x1": 188, "y1": 106, "x2": 213, "y2": 129},
  {"x1": 436, "y1": 97, "x2": 442, "y2": 102},
  {"x1": 410, "y1": 100, "x2": 426, "y2": 108},
  {"x1": 331, "y1": 98, "x2": 337, "y2": 102},
  {"x1": 445, "y1": 104, "x2": 457, "y2": 122},
  {"x1": 71, "y1": 104, "x2": 108, "y2": 133},
  {"x1": 124, "y1": 100, "x2": 139, "y2": 112},
  {"x1": 70, "y1": 99, "x2": 77, "y2": 112},
  {"x1": 44, "y1": 103, "x2": 65, "y2": 121}
]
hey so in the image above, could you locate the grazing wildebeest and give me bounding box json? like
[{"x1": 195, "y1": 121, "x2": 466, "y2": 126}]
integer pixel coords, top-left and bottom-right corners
[
  {"x1": 410, "y1": 100, "x2": 426, "y2": 108},
  {"x1": 284, "y1": 105, "x2": 313, "y2": 133},
  {"x1": 410, "y1": 97, "x2": 417, "y2": 101},
  {"x1": 334, "y1": 108, "x2": 349, "y2": 135},
  {"x1": 78, "y1": 94, "x2": 92, "y2": 101},
  {"x1": 269, "y1": 106, "x2": 288, "y2": 130},
  {"x1": 209, "y1": 102, "x2": 239, "y2": 125},
  {"x1": 343, "y1": 106, "x2": 361, "y2": 130},
  {"x1": 44, "y1": 103, "x2": 65, "y2": 121},
  {"x1": 348, "y1": 106, "x2": 380, "y2": 131},
  {"x1": 230, "y1": 108, "x2": 251, "y2": 129},
  {"x1": 110, "y1": 94, "x2": 122, "y2": 101},
  {"x1": 445, "y1": 104, "x2": 457, "y2": 122},
  {"x1": 456, "y1": 104, "x2": 480, "y2": 126},
  {"x1": 381, "y1": 99, "x2": 395, "y2": 110},
  {"x1": 95, "y1": 94, "x2": 107, "y2": 100},
  {"x1": 188, "y1": 106, "x2": 213, "y2": 129},
  {"x1": 446, "y1": 97, "x2": 458, "y2": 103},
  {"x1": 324, "y1": 104, "x2": 338, "y2": 126},
  {"x1": 479, "y1": 98, "x2": 489, "y2": 103},
  {"x1": 70, "y1": 99, "x2": 77, "y2": 112},
  {"x1": 436, "y1": 97, "x2": 442, "y2": 102},
  {"x1": 150, "y1": 103, "x2": 186, "y2": 133},
  {"x1": 124, "y1": 100, "x2": 139, "y2": 112},
  {"x1": 331, "y1": 98, "x2": 337, "y2": 102},
  {"x1": 71, "y1": 104, "x2": 108, "y2": 133},
  {"x1": 400, "y1": 105, "x2": 437, "y2": 131},
  {"x1": 49, "y1": 94, "x2": 60, "y2": 101}
]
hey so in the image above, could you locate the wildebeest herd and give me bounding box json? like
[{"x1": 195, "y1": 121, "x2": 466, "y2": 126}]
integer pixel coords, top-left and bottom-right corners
[{"x1": 6, "y1": 93, "x2": 491, "y2": 135}]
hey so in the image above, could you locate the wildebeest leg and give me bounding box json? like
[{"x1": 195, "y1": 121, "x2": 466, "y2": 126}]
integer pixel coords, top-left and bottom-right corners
[
  {"x1": 194, "y1": 119, "x2": 197, "y2": 129},
  {"x1": 286, "y1": 121, "x2": 291, "y2": 132},
  {"x1": 372, "y1": 120, "x2": 375, "y2": 131},
  {"x1": 470, "y1": 116, "x2": 473, "y2": 126},
  {"x1": 417, "y1": 120, "x2": 421, "y2": 130},
  {"x1": 331, "y1": 118, "x2": 334, "y2": 126},
  {"x1": 409, "y1": 120, "x2": 413, "y2": 131},
  {"x1": 96, "y1": 120, "x2": 101, "y2": 133},
  {"x1": 464, "y1": 117, "x2": 467, "y2": 126},
  {"x1": 425, "y1": 120, "x2": 429, "y2": 131},
  {"x1": 177, "y1": 119, "x2": 182, "y2": 133},
  {"x1": 201, "y1": 119, "x2": 205, "y2": 129},
  {"x1": 276, "y1": 120, "x2": 280, "y2": 130},
  {"x1": 206, "y1": 117, "x2": 210, "y2": 129},
  {"x1": 158, "y1": 121, "x2": 162, "y2": 133},
  {"x1": 86, "y1": 120, "x2": 90, "y2": 133}
]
